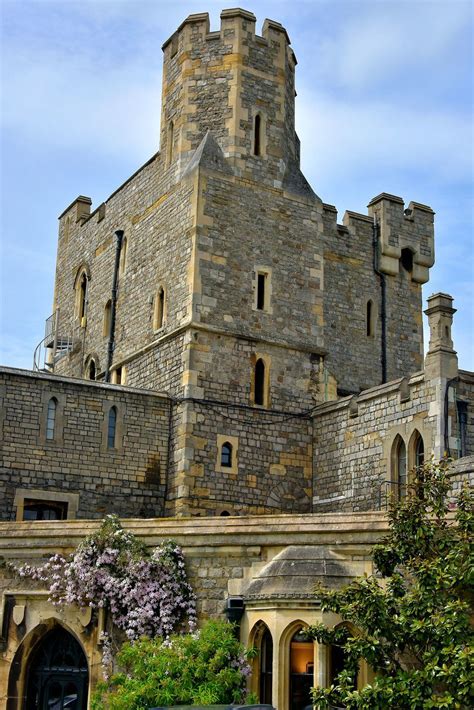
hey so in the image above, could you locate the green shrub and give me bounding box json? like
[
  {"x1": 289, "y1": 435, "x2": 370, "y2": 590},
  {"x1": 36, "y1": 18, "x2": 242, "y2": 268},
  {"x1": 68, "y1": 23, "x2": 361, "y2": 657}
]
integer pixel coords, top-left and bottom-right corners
[{"x1": 91, "y1": 619, "x2": 252, "y2": 710}]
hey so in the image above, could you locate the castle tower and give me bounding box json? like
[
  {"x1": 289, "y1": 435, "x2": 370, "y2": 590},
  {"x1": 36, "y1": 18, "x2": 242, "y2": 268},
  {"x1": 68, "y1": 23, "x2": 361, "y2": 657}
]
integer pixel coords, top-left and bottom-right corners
[
  {"x1": 42, "y1": 9, "x2": 439, "y2": 518},
  {"x1": 160, "y1": 9, "x2": 300, "y2": 187}
]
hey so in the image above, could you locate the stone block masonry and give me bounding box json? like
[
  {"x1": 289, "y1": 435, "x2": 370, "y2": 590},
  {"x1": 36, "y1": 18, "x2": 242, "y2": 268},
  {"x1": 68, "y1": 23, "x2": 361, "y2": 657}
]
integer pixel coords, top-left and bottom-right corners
[{"x1": 0, "y1": 368, "x2": 170, "y2": 520}]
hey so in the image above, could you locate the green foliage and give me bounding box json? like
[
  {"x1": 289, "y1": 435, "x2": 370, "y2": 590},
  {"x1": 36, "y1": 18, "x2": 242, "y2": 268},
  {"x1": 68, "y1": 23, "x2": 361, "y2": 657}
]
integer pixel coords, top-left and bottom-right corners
[
  {"x1": 305, "y1": 460, "x2": 474, "y2": 709},
  {"x1": 91, "y1": 619, "x2": 253, "y2": 710}
]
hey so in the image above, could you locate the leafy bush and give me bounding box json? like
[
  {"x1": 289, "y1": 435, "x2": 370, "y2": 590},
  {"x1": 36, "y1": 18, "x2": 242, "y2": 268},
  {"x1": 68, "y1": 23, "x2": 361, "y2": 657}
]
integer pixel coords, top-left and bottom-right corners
[
  {"x1": 305, "y1": 461, "x2": 474, "y2": 709},
  {"x1": 91, "y1": 619, "x2": 253, "y2": 710}
]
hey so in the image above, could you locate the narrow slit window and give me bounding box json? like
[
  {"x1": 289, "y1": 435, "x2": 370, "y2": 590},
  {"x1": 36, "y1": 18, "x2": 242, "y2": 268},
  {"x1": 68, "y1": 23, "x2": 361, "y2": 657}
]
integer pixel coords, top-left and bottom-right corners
[
  {"x1": 257, "y1": 273, "x2": 266, "y2": 310},
  {"x1": 366, "y1": 300, "x2": 373, "y2": 337},
  {"x1": 79, "y1": 273, "x2": 88, "y2": 321},
  {"x1": 153, "y1": 287, "x2": 165, "y2": 330},
  {"x1": 167, "y1": 121, "x2": 174, "y2": 165},
  {"x1": 254, "y1": 114, "x2": 261, "y2": 156},
  {"x1": 103, "y1": 300, "x2": 112, "y2": 337},
  {"x1": 221, "y1": 442, "x2": 233, "y2": 468},
  {"x1": 46, "y1": 398, "x2": 57, "y2": 440},
  {"x1": 119, "y1": 236, "x2": 127, "y2": 274},
  {"x1": 255, "y1": 358, "x2": 266, "y2": 406},
  {"x1": 107, "y1": 406, "x2": 117, "y2": 449}
]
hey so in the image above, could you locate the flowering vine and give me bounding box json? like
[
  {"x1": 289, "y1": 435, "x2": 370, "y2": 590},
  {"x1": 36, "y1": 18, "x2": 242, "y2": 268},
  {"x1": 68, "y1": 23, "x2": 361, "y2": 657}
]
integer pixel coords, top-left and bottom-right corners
[{"x1": 15, "y1": 515, "x2": 197, "y2": 644}]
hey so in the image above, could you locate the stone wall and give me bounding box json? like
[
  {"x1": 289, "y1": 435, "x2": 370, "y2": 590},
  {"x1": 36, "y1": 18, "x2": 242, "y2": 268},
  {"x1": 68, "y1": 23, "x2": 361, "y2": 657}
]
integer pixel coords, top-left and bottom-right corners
[
  {"x1": 53, "y1": 155, "x2": 195, "y2": 385},
  {"x1": 169, "y1": 398, "x2": 313, "y2": 516},
  {"x1": 312, "y1": 373, "x2": 437, "y2": 512},
  {"x1": 322, "y1": 197, "x2": 428, "y2": 395},
  {"x1": 194, "y1": 172, "x2": 323, "y2": 356},
  {"x1": 0, "y1": 368, "x2": 169, "y2": 521}
]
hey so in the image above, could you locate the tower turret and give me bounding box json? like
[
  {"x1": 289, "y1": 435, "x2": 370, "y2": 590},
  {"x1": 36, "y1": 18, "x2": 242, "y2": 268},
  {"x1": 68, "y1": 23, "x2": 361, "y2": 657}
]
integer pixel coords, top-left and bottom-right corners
[{"x1": 160, "y1": 9, "x2": 299, "y2": 187}]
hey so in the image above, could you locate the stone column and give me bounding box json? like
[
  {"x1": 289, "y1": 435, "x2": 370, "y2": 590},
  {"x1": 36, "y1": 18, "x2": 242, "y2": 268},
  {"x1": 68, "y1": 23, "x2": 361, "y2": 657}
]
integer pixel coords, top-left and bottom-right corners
[{"x1": 424, "y1": 293, "x2": 458, "y2": 459}]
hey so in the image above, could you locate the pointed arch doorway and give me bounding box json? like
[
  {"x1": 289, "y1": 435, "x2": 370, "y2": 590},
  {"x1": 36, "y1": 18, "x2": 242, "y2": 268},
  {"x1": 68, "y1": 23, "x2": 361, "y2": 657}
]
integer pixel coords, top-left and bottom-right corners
[{"x1": 25, "y1": 626, "x2": 88, "y2": 709}]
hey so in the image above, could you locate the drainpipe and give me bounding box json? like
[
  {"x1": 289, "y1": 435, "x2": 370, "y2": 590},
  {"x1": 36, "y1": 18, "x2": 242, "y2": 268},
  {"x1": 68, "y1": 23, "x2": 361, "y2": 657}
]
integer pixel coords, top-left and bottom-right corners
[
  {"x1": 372, "y1": 217, "x2": 387, "y2": 383},
  {"x1": 105, "y1": 230, "x2": 124, "y2": 383}
]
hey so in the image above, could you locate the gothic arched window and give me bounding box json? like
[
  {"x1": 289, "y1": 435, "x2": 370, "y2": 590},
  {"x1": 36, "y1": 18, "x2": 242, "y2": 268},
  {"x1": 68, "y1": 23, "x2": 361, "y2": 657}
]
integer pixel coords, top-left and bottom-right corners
[{"x1": 392, "y1": 435, "x2": 407, "y2": 499}]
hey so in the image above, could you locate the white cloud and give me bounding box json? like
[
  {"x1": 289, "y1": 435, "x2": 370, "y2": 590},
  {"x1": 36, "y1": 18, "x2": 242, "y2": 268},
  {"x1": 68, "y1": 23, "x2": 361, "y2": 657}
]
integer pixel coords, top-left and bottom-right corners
[
  {"x1": 314, "y1": 0, "x2": 471, "y2": 90},
  {"x1": 297, "y1": 93, "x2": 472, "y2": 185},
  {"x1": 1, "y1": 47, "x2": 161, "y2": 160}
]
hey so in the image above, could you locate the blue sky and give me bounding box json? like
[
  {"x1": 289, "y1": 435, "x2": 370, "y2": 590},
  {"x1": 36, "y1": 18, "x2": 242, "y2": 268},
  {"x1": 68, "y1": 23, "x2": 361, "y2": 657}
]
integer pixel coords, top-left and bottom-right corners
[{"x1": 1, "y1": 0, "x2": 472, "y2": 370}]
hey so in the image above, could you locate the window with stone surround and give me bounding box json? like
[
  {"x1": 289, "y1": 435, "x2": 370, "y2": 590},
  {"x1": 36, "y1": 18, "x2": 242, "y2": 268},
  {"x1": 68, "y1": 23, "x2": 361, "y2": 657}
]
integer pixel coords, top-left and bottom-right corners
[
  {"x1": 253, "y1": 112, "x2": 266, "y2": 156},
  {"x1": 85, "y1": 357, "x2": 97, "y2": 380},
  {"x1": 366, "y1": 299, "x2": 375, "y2": 337},
  {"x1": 46, "y1": 397, "x2": 57, "y2": 440},
  {"x1": 253, "y1": 356, "x2": 270, "y2": 407},
  {"x1": 391, "y1": 435, "x2": 407, "y2": 499},
  {"x1": 220, "y1": 442, "x2": 233, "y2": 467},
  {"x1": 14, "y1": 489, "x2": 79, "y2": 521},
  {"x1": 111, "y1": 366, "x2": 126, "y2": 385},
  {"x1": 216, "y1": 435, "x2": 239, "y2": 474},
  {"x1": 101, "y1": 402, "x2": 123, "y2": 452},
  {"x1": 119, "y1": 236, "x2": 127, "y2": 274},
  {"x1": 167, "y1": 121, "x2": 174, "y2": 165},
  {"x1": 107, "y1": 406, "x2": 117, "y2": 449},
  {"x1": 253, "y1": 267, "x2": 273, "y2": 313},
  {"x1": 153, "y1": 286, "x2": 166, "y2": 331},
  {"x1": 74, "y1": 265, "x2": 90, "y2": 328},
  {"x1": 254, "y1": 114, "x2": 261, "y2": 156},
  {"x1": 103, "y1": 300, "x2": 112, "y2": 338},
  {"x1": 40, "y1": 391, "x2": 65, "y2": 445}
]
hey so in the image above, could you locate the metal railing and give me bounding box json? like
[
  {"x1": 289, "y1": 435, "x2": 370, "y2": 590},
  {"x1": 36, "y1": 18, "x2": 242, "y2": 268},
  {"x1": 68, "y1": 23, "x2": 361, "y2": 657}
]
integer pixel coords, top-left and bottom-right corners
[{"x1": 33, "y1": 309, "x2": 75, "y2": 373}]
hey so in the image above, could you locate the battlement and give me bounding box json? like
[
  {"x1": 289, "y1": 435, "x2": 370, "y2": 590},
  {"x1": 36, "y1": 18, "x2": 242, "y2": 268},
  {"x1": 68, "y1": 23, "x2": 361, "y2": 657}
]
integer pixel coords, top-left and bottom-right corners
[
  {"x1": 162, "y1": 9, "x2": 292, "y2": 57},
  {"x1": 367, "y1": 193, "x2": 435, "y2": 284}
]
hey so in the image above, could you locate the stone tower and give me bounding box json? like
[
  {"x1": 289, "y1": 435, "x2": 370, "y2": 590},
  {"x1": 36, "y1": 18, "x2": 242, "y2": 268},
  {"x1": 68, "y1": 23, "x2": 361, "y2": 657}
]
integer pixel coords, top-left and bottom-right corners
[{"x1": 43, "y1": 8, "x2": 435, "y2": 516}]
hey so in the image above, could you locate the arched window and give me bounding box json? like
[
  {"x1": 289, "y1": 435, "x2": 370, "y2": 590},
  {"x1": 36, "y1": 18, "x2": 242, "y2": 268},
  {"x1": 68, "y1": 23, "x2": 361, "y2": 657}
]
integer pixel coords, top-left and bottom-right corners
[
  {"x1": 46, "y1": 397, "x2": 57, "y2": 440},
  {"x1": 366, "y1": 299, "x2": 374, "y2": 337},
  {"x1": 88, "y1": 359, "x2": 96, "y2": 380},
  {"x1": 220, "y1": 510, "x2": 231, "y2": 517},
  {"x1": 107, "y1": 406, "x2": 117, "y2": 449},
  {"x1": 415, "y1": 434, "x2": 424, "y2": 468},
  {"x1": 254, "y1": 113, "x2": 261, "y2": 156},
  {"x1": 254, "y1": 358, "x2": 266, "y2": 406},
  {"x1": 78, "y1": 272, "x2": 88, "y2": 322},
  {"x1": 153, "y1": 286, "x2": 165, "y2": 330},
  {"x1": 220, "y1": 442, "x2": 233, "y2": 468},
  {"x1": 392, "y1": 435, "x2": 407, "y2": 499},
  {"x1": 103, "y1": 300, "x2": 112, "y2": 338}
]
